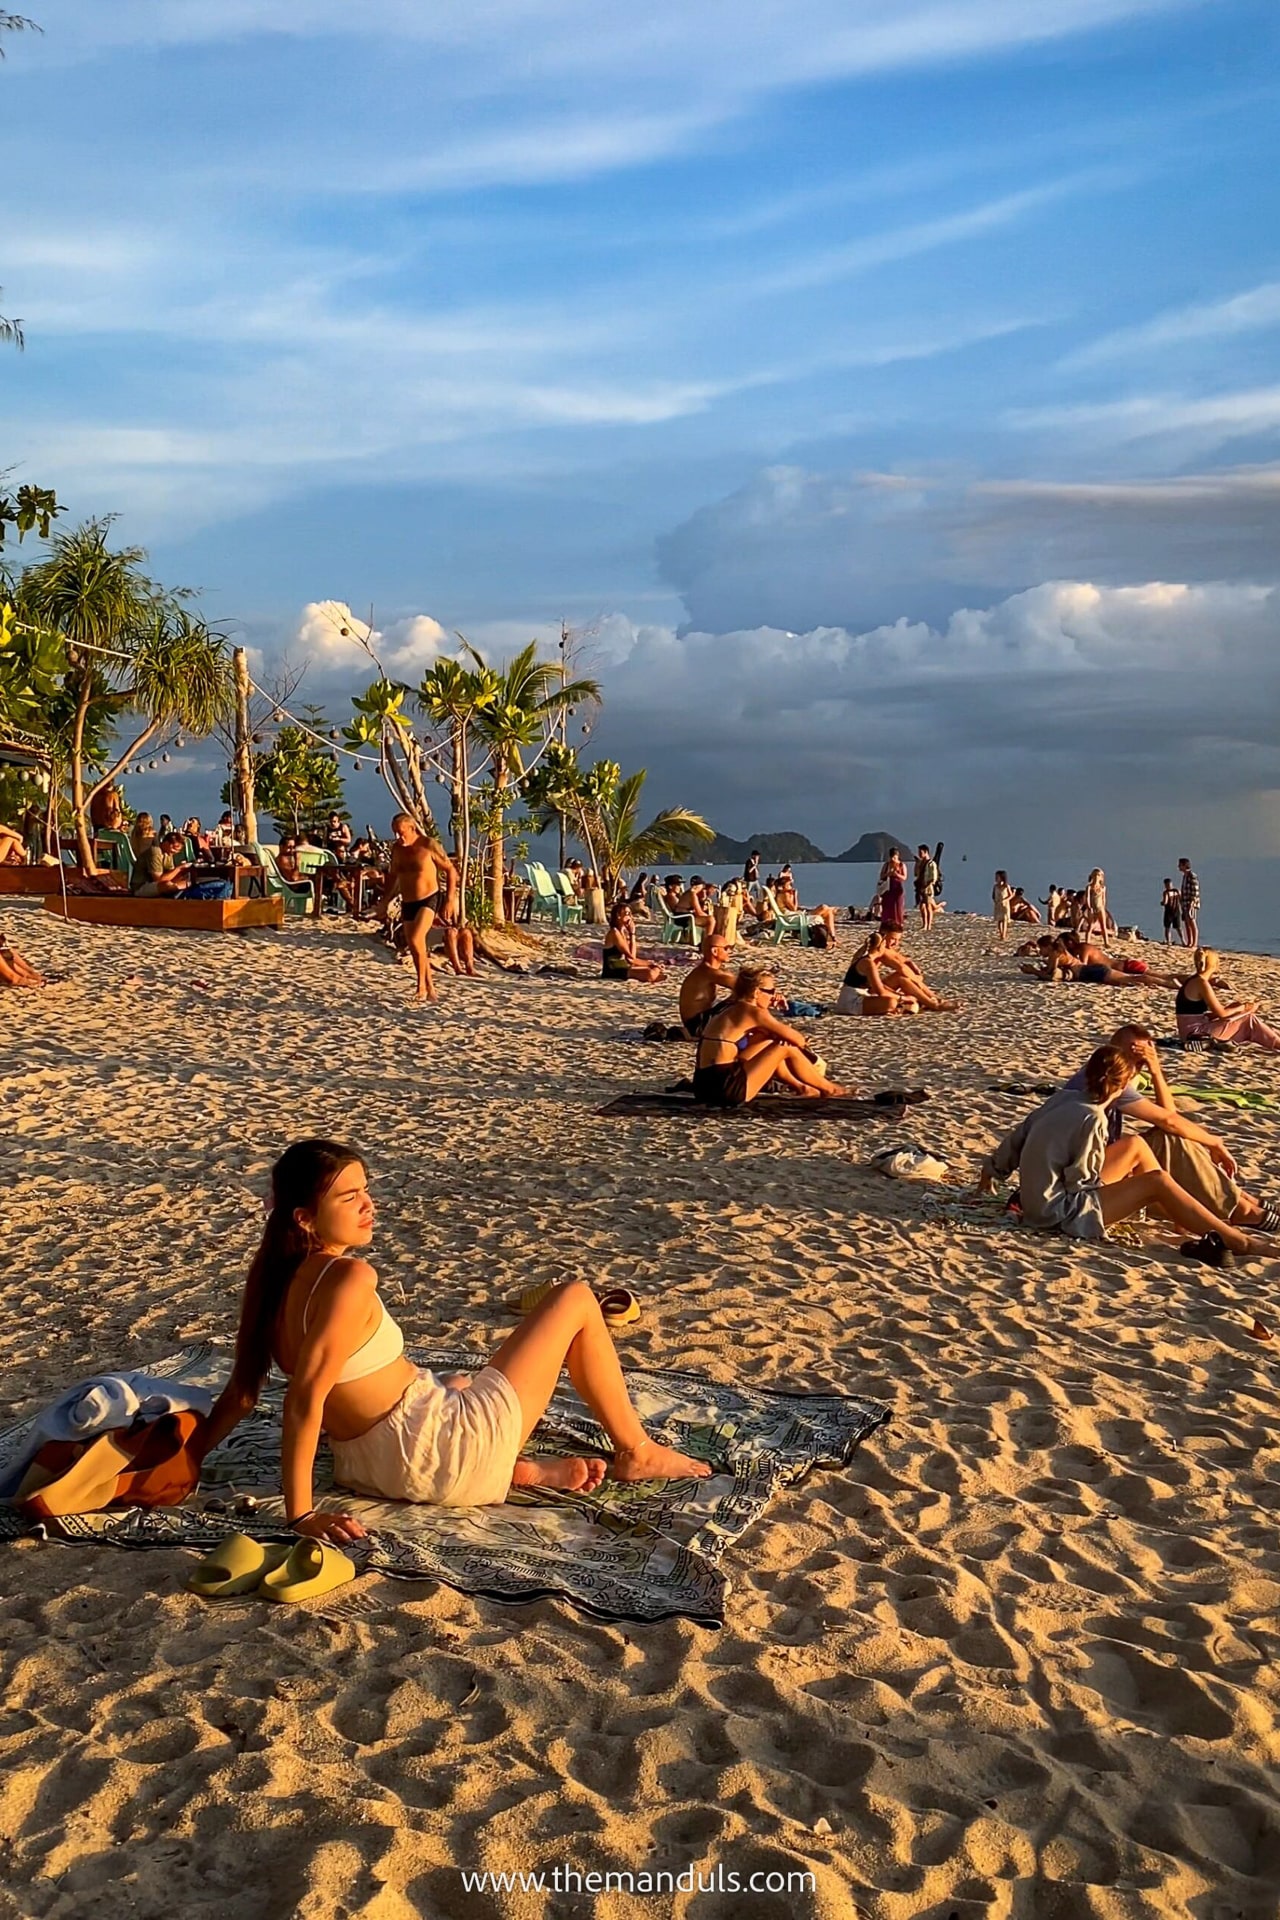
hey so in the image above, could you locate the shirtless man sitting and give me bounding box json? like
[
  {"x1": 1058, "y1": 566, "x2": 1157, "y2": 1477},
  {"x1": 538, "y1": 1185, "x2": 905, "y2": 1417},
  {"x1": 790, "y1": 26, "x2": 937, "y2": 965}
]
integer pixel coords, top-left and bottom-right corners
[
  {"x1": 374, "y1": 813, "x2": 471, "y2": 1002},
  {"x1": 674, "y1": 877, "x2": 715, "y2": 932},
  {"x1": 679, "y1": 933, "x2": 738, "y2": 1038}
]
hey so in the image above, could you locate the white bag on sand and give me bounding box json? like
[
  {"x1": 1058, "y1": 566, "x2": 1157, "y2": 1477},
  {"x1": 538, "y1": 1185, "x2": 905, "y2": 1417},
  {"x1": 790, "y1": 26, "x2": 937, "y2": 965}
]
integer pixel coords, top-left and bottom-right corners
[{"x1": 869, "y1": 1143, "x2": 948, "y2": 1181}]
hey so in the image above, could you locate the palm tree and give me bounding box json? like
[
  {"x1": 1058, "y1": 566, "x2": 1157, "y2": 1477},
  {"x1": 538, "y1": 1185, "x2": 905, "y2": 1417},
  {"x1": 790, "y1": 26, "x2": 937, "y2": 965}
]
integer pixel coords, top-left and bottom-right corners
[
  {"x1": 593, "y1": 767, "x2": 714, "y2": 898},
  {"x1": 18, "y1": 520, "x2": 231, "y2": 868},
  {"x1": 418, "y1": 654, "x2": 500, "y2": 916},
  {"x1": 466, "y1": 640, "x2": 599, "y2": 923}
]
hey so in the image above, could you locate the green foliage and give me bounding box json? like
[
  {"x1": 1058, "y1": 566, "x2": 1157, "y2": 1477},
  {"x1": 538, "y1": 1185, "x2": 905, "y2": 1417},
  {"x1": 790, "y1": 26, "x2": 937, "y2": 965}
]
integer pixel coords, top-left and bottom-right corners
[
  {"x1": 0, "y1": 483, "x2": 60, "y2": 547},
  {"x1": 227, "y1": 724, "x2": 346, "y2": 838},
  {"x1": 11, "y1": 519, "x2": 230, "y2": 865},
  {"x1": 521, "y1": 750, "x2": 711, "y2": 895}
]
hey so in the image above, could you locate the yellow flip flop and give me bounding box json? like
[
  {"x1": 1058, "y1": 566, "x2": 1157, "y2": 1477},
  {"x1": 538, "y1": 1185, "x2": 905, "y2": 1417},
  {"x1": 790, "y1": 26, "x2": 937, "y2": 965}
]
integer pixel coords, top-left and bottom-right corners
[
  {"x1": 595, "y1": 1287, "x2": 641, "y2": 1327},
  {"x1": 259, "y1": 1539, "x2": 357, "y2": 1604},
  {"x1": 186, "y1": 1533, "x2": 293, "y2": 1599},
  {"x1": 507, "y1": 1280, "x2": 560, "y2": 1316}
]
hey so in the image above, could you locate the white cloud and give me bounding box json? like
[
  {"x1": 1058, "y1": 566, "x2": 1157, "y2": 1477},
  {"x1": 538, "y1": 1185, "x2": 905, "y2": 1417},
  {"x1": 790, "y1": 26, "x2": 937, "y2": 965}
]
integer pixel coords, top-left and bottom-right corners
[
  {"x1": 656, "y1": 460, "x2": 1280, "y2": 635},
  {"x1": 1063, "y1": 281, "x2": 1280, "y2": 368},
  {"x1": 294, "y1": 602, "x2": 452, "y2": 684}
]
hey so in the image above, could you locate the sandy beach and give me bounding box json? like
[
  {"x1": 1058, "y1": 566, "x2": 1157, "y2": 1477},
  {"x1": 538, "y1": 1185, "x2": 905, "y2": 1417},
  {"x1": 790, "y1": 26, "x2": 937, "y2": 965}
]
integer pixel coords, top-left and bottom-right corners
[{"x1": 3, "y1": 902, "x2": 1280, "y2": 1919}]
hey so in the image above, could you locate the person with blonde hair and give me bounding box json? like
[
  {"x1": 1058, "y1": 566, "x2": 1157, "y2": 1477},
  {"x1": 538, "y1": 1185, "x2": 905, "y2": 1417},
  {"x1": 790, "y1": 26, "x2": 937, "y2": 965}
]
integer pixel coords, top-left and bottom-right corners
[
  {"x1": 694, "y1": 967, "x2": 848, "y2": 1105},
  {"x1": 129, "y1": 811, "x2": 155, "y2": 861},
  {"x1": 980, "y1": 1045, "x2": 1272, "y2": 1257},
  {"x1": 1175, "y1": 949, "x2": 1280, "y2": 1051}
]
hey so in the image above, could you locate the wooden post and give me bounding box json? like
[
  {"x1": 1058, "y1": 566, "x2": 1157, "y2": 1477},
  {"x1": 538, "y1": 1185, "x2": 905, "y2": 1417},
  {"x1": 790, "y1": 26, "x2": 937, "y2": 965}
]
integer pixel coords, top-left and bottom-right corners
[{"x1": 233, "y1": 646, "x2": 258, "y2": 844}]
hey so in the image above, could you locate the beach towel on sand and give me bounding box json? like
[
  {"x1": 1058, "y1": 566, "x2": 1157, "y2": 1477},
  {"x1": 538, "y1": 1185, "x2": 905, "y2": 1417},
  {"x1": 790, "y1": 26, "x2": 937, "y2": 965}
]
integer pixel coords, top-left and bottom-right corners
[
  {"x1": 0, "y1": 1346, "x2": 888, "y2": 1628},
  {"x1": 598, "y1": 1090, "x2": 927, "y2": 1121}
]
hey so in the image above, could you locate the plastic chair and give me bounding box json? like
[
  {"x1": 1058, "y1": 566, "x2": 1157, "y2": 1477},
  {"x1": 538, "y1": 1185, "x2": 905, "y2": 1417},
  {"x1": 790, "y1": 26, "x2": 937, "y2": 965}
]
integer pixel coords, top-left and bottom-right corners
[
  {"x1": 552, "y1": 870, "x2": 585, "y2": 923},
  {"x1": 94, "y1": 830, "x2": 135, "y2": 878},
  {"x1": 649, "y1": 886, "x2": 697, "y2": 947},
  {"x1": 297, "y1": 846, "x2": 342, "y2": 912},
  {"x1": 761, "y1": 887, "x2": 811, "y2": 945},
  {"x1": 525, "y1": 862, "x2": 578, "y2": 926},
  {"x1": 250, "y1": 842, "x2": 313, "y2": 917}
]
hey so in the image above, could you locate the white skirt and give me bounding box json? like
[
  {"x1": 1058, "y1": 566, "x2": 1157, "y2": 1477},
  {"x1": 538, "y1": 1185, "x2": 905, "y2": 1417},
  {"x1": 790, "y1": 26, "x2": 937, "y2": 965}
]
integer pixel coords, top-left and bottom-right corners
[{"x1": 330, "y1": 1366, "x2": 524, "y2": 1507}]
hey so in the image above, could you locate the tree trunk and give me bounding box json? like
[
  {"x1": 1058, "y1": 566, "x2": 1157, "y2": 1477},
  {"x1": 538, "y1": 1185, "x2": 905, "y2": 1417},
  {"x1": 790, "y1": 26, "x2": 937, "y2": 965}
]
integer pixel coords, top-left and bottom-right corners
[
  {"x1": 455, "y1": 722, "x2": 471, "y2": 925},
  {"x1": 69, "y1": 661, "x2": 96, "y2": 873},
  {"x1": 488, "y1": 763, "x2": 509, "y2": 925},
  {"x1": 233, "y1": 647, "x2": 258, "y2": 843}
]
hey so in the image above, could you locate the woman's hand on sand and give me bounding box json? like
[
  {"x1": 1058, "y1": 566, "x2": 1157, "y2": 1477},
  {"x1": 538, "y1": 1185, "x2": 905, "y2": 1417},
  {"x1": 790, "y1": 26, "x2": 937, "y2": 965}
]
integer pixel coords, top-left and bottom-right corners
[{"x1": 295, "y1": 1508, "x2": 368, "y2": 1544}]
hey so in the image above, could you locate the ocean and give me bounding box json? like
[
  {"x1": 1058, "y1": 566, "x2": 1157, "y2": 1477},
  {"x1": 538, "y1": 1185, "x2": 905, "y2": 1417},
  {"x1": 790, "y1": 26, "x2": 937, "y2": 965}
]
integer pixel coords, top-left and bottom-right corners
[{"x1": 671, "y1": 856, "x2": 1280, "y2": 959}]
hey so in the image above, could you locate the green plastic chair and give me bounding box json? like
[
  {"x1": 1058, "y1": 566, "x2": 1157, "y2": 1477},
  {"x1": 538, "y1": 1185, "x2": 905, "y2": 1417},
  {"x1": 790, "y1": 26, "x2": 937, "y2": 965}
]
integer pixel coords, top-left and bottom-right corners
[
  {"x1": 648, "y1": 885, "x2": 697, "y2": 946},
  {"x1": 552, "y1": 870, "x2": 585, "y2": 924},
  {"x1": 761, "y1": 886, "x2": 810, "y2": 945},
  {"x1": 525, "y1": 862, "x2": 574, "y2": 926},
  {"x1": 297, "y1": 846, "x2": 343, "y2": 912},
  {"x1": 94, "y1": 829, "x2": 135, "y2": 878},
  {"x1": 250, "y1": 842, "x2": 313, "y2": 917}
]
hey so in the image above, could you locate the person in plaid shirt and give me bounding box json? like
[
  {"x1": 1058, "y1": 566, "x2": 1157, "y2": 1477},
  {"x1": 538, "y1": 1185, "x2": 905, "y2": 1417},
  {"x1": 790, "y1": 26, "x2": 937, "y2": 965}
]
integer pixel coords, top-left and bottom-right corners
[{"x1": 1178, "y1": 857, "x2": 1200, "y2": 948}]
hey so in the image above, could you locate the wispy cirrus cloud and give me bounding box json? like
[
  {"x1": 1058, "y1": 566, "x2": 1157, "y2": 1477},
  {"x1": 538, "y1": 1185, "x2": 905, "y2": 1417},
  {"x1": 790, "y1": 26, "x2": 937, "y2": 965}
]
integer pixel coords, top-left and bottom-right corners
[{"x1": 1062, "y1": 280, "x2": 1280, "y2": 367}]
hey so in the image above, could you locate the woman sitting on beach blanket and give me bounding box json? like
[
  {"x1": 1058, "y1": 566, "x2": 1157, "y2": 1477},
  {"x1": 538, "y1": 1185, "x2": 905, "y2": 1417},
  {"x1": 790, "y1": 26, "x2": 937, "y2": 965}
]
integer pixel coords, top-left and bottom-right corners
[
  {"x1": 693, "y1": 968, "x2": 848, "y2": 1106},
  {"x1": 602, "y1": 901, "x2": 665, "y2": 984},
  {"x1": 979, "y1": 1045, "x2": 1271, "y2": 1255},
  {"x1": 199, "y1": 1141, "x2": 710, "y2": 1545},
  {"x1": 0, "y1": 823, "x2": 25, "y2": 866},
  {"x1": 1174, "y1": 949, "x2": 1280, "y2": 1052}
]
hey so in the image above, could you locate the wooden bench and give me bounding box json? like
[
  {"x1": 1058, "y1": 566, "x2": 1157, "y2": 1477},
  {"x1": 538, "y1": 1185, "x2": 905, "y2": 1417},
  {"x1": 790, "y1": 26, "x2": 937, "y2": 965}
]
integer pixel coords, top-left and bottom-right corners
[
  {"x1": 0, "y1": 864, "x2": 86, "y2": 896},
  {"x1": 43, "y1": 894, "x2": 285, "y2": 932}
]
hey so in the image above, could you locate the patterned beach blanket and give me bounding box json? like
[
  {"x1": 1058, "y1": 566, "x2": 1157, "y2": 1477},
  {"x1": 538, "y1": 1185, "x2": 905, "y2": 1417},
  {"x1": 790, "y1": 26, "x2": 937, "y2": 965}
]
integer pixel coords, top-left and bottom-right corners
[{"x1": 0, "y1": 1346, "x2": 888, "y2": 1627}]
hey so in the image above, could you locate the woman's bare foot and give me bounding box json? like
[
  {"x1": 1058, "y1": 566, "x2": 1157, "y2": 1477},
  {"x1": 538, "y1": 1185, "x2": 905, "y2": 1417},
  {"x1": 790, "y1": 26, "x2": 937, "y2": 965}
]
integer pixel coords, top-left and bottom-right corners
[
  {"x1": 511, "y1": 1455, "x2": 607, "y2": 1492},
  {"x1": 609, "y1": 1439, "x2": 711, "y2": 1482}
]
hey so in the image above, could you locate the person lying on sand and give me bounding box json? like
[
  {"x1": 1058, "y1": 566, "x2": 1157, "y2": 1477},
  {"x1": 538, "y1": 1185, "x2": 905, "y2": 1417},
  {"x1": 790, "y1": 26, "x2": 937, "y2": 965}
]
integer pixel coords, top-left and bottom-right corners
[
  {"x1": 1020, "y1": 936, "x2": 1179, "y2": 988},
  {"x1": 679, "y1": 931, "x2": 737, "y2": 1035},
  {"x1": 693, "y1": 967, "x2": 848, "y2": 1106},
  {"x1": 601, "y1": 901, "x2": 664, "y2": 983},
  {"x1": 0, "y1": 927, "x2": 45, "y2": 988},
  {"x1": 198, "y1": 1140, "x2": 710, "y2": 1544},
  {"x1": 374, "y1": 813, "x2": 470, "y2": 1002},
  {"x1": 1063, "y1": 1023, "x2": 1280, "y2": 1233},
  {"x1": 978, "y1": 1045, "x2": 1272, "y2": 1255},
  {"x1": 1174, "y1": 948, "x2": 1280, "y2": 1052}
]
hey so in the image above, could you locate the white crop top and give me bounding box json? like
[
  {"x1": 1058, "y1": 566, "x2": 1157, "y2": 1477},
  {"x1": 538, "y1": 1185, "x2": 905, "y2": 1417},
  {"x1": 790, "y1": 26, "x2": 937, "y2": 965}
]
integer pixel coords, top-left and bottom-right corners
[{"x1": 279, "y1": 1256, "x2": 406, "y2": 1384}]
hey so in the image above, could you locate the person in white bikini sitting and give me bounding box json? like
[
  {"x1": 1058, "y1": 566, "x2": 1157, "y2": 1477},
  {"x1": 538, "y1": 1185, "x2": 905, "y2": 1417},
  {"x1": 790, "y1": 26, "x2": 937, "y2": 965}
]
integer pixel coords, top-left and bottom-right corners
[{"x1": 199, "y1": 1140, "x2": 709, "y2": 1546}]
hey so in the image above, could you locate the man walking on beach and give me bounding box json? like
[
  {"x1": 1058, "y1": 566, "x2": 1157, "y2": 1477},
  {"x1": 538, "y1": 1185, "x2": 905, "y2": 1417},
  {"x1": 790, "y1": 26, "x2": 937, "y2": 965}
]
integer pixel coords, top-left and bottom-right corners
[
  {"x1": 374, "y1": 813, "x2": 464, "y2": 1003},
  {"x1": 1179, "y1": 857, "x2": 1200, "y2": 948}
]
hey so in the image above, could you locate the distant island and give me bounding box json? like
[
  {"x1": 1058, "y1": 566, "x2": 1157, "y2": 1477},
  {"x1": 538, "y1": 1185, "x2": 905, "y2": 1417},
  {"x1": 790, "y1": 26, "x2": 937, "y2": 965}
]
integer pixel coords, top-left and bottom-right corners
[{"x1": 702, "y1": 828, "x2": 916, "y2": 865}]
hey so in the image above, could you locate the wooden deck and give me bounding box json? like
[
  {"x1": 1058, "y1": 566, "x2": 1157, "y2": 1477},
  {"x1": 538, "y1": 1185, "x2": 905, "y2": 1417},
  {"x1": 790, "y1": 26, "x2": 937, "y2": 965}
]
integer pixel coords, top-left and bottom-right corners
[
  {"x1": 0, "y1": 865, "x2": 90, "y2": 896},
  {"x1": 43, "y1": 894, "x2": 285, "y2": 932}
]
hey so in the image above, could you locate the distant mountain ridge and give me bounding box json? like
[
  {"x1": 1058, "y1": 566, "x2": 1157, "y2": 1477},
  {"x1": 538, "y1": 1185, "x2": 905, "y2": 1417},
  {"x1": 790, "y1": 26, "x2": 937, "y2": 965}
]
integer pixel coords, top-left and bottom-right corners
[{"x1": 703, "y1": 828, "x2": 916, "y2": 865}]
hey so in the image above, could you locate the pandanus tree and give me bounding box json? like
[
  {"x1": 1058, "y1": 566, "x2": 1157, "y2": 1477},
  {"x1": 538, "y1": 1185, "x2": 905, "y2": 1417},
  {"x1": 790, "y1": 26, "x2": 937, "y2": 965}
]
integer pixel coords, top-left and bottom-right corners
[{"x1": 15, "y1": 520, "x2": 232, "y2": 869}]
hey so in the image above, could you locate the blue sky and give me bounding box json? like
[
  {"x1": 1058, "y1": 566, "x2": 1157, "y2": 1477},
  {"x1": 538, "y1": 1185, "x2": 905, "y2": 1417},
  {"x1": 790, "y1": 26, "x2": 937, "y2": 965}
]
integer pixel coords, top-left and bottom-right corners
[{"x1": 4, "y1": 0, "x2": 1280, "y2": 868}]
